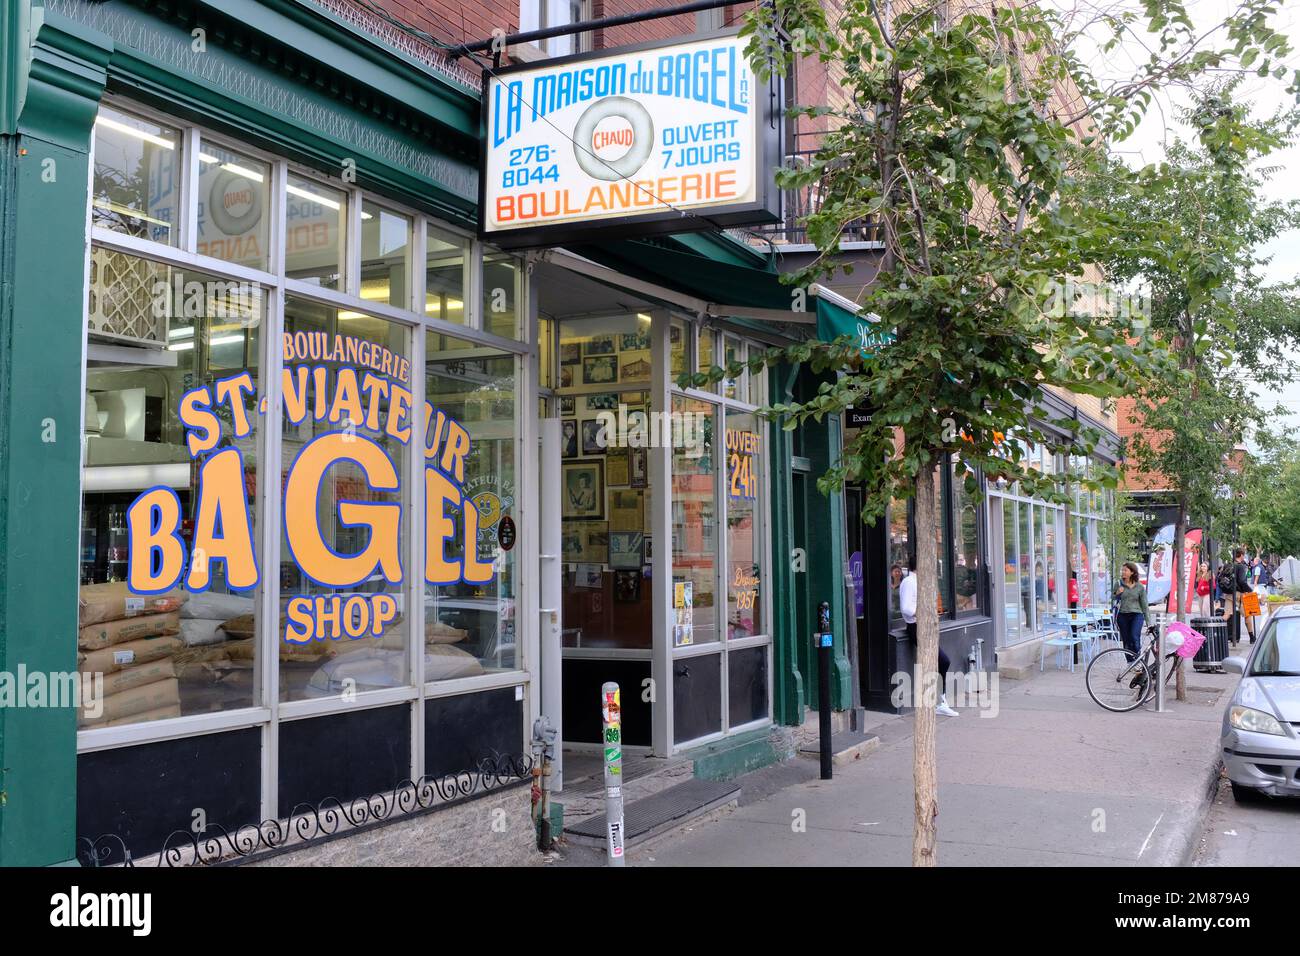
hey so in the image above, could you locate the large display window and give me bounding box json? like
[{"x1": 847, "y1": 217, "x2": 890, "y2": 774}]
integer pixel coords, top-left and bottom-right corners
[{"x1": 78, "y1": 100, "x2": 528, "y2": 761}]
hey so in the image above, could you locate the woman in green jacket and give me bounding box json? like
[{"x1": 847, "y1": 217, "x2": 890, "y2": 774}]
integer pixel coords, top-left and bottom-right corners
[{"x1": 1113, "y1": 562, "x2": 1149, "y2": 660}]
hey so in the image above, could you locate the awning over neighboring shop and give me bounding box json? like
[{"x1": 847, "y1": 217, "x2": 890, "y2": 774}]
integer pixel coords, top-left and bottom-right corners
[
  {"x1": 814, "y1": 290, "x2": 892, "y2": 359},
  {"x1": 569, "y1": 235, "x2": 811, "y2": 321}
]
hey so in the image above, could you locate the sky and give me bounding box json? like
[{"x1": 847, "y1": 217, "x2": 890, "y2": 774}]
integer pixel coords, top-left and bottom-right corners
[{"x1": 1065, "y1": 0, "x2": 1300, "y2": 445}]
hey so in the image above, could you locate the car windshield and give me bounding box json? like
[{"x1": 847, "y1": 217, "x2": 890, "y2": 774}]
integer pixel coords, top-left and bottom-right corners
[{"x1": 1248, "y1": 617, "x2": 1300, "y2": 677}]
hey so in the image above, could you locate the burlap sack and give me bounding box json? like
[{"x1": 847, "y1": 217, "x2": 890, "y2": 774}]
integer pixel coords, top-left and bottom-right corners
[
  {"x1": 79, "y1": 611, "x2": 181, "y2": 650},
  {"x1": 98, "y1": 657, "x2": 177, "y2": 696},
  {"x1": 80, "y1": 677, "x2": 180, "y2": 724},
  {"x1": 78, "y1": 635, "x2": 183, "y2": 674},
  {"x1": 79, "y1": 582, "x2": 185, "y2": 626}
]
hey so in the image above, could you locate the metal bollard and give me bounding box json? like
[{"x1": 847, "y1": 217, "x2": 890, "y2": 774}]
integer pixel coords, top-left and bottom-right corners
[
  {"x1": 601, "y1": 682, "x2": 625, "y2": 866},
  {"x1": 816, "y1": 602, "x2": 833, "y2": 780},
  {"x1": 1154, "y1": 624, "x2": 1167, "y2": 713}
]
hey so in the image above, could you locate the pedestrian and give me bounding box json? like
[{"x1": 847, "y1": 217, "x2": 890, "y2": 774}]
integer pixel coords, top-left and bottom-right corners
[
  {"x1": 1230, "y1": 548, "x2": 1256, "y2": 644},
  {"x1": 1196, "y1": 561, "x2": 1212, "y2": 617},
  {"x1": 898, "y1": 555, "x2": 958, "y2": 717},
  {"x1": 1113, "y1": 561, "x2": 1149, "y2": 660}
]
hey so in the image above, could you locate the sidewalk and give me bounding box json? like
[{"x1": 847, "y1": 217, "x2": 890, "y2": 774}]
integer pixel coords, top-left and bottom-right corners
[{"x1": 560, "y1": 663, "x2": 1234, "y2": 867}]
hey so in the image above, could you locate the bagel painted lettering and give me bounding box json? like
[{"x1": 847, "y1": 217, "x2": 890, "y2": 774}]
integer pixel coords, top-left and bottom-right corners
[{"x1": 123, "y1": 333, "x2": 496, "y2": 646}]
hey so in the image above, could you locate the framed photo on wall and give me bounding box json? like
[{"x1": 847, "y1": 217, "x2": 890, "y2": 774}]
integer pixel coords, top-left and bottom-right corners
[
  {"x1": 562, "y1": 461, "x2": 604, "y2": 520},
  {"x1": 581, "y1": 419, "x2": 607, "y2": 455},
  {"x1": 630, "y1": 447, "x2": 648, "y2": 488},
  {"x1": 609, "y1": 531, "x2": 644, "y2": 569},
  {"x1": 614, "y1": 570, "x2": 641, "y2": 603},
  {"x1": 584, "y1": 334, "x2": 617, "y2": 355},
  {"x1": 606, "y1": 447, "x2": 630, "y2": 486},
  {"x1": 583, "y1": 354, "x2": 618, "y2": 385},
  {"x1": 559, "y1": 395, "x2": 575, "y2": 416},
  {"x1": 561, "y1": 419, "x2": 578, "y2": 458}
]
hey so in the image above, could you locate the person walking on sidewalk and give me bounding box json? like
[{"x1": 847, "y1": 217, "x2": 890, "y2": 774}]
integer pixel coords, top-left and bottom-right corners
[
  {"x1": 1114, "y1": 562, "x2": 1149, "y2": 661},
  {"x1": 899, "y1": 555, "x2": 958, "y2": 717},
  {"x1": 1196, "y1": 561, "x2": 1212, "y2": 617},
  {"x1": 1230, "y1": 548, "x2": 1256, "y2": 645}
]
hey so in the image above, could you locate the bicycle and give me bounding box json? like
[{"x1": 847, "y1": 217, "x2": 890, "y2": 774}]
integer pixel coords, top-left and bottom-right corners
[{"x1": 1084, "y1": 624, "x2": 1179, "y2": 713}]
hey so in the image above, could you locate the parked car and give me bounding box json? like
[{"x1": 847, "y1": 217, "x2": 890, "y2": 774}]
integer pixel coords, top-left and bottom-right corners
[{"x1": 1220, "y1": 604, "x2": 1300, "y2": 801}]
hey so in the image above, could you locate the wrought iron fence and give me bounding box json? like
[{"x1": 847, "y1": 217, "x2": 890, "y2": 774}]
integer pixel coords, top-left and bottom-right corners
[
  {"x1": 745, "y1": 150, "x2": 882, "y2": 248},
  {"x1": 76, "y1": 752, "x2": 533, "y2": 867}
]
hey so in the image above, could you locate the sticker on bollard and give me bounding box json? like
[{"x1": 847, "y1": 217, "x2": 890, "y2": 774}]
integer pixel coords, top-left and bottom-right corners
[{"x1": 601, "y1": 682, "x2": 625, "y2": 865}]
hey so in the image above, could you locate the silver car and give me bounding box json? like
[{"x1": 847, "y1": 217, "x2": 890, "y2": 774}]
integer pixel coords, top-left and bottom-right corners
[{"x1": 1221, "y1": 606, "x2": 1300, "y2": 801}]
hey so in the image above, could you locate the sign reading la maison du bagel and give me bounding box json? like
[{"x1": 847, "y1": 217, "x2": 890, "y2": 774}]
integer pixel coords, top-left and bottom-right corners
[{"x1": 481, "y1": 30, "x2": 781, "y2": 247}]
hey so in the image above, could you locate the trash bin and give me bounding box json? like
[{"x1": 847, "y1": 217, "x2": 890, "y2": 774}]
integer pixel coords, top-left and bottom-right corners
[{"x1": 1191, "y1": 616, "x2": 1229, "y2": 671}]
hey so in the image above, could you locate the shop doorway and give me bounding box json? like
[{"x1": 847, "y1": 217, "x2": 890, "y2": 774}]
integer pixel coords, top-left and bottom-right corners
[{"x1": 845, "y1": 484, "x2": 899, "y2": 711}]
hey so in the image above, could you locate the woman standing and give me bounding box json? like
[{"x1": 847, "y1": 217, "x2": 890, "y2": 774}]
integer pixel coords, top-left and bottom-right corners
[
  {"x1": 1196, "y1": 561, "x2": 1212, "y2": 617},
  {"x1": 1114, "y1": 562, "x2": 1149, "y2": 660}
]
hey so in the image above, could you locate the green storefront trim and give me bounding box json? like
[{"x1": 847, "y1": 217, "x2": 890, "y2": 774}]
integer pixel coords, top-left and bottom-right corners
[
  {"x1": 0, "y1": 0, "x2": 854, "y2": 866},
  {"x1": 1, "y1": 7, "x2": 112, "y2": 867}
]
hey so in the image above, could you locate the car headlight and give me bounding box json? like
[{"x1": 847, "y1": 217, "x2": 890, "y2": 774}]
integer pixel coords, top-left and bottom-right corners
[{"x1": 1229, "y1": 705, "x2": 1287, "y2": 736}]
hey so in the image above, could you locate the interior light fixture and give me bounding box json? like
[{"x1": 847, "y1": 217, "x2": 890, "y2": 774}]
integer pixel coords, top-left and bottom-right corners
[{"x1": 95, "y1": 115, "x2": 175, "y2": 150}]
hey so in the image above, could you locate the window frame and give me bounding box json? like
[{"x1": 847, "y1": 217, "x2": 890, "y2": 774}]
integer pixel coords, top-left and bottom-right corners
[{"x1": 78, "y1": 98, "x2": 536, "y2": 818}]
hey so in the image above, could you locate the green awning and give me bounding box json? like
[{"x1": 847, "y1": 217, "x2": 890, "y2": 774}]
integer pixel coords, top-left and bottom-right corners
[
  {"x1": 815, "y1": 297, "x2": 892, "y2": 359},
  {"x1": 570, "y1": 237, "x2": 789, "y2": 311}
]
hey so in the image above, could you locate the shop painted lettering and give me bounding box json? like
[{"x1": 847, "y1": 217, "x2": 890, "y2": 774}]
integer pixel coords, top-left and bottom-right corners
[{"x1": 124, "y1": 334, "x2": 496, "y2": 645}]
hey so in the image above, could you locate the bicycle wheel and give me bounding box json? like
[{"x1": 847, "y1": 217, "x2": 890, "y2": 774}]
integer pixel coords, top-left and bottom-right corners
[{"x1": 1085, "y1": 647, "x2": 1153, "y2": 713}]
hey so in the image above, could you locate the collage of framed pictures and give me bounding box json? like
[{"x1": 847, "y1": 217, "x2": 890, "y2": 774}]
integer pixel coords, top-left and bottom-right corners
[{"x1": 556, "y1": 323, "x2": 655, "y2": 595}]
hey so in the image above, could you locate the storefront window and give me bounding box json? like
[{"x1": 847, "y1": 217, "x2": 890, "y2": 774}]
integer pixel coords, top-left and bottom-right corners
[
  {"x1": 952, "y1": 460, "x2": 980, "y2": 613},
  {"x1": 672, "y1": 395, "x2": 716, "y2": 645},
  {"x1": 671, "y1": 319, "x2": 687, "y2": 381},
  {"x1": 92, "y1": 107, "x2": 181, "y2": 246},
  {"x1": 888, "y1": 495, "x2": 910, "y2": 618},
  {"x1": 557, "y1": 315, "x2": 653, "y2": 648},
  {"x1": 80, "y1": 256, "x2": 263, "y2": 727},
  {"x1": 1002, "y1": 500, "x2": 1020, "y2": 643},
  {"x1": 284, "y1": 174, "x2": 346, "y2": 289},
  {"x1": 425, "y1": 225, "x2": 468, "y2": 325},
  {"x1": 425, "y1": 332, "x2": 517, "y2": 678},
  {"x1": 482, "y1": 253, "x2": 521, "y2": 339},
  {"x1": 279, "y1": 297, "x2": 411, "y2": 701},
  {"x1": 935, "y1": 468, "x2": 949, "y2": 615},
  {"x1": 1018, "y1": 501, "x2": 1034, "y2": 633},
  {"x1": 360, "y1": 201, "x2": 411, "y2": 309},
  {"x1": 196, "y1": 140, "x2": 271, "y2": 271},
  {"x1": 723, "y1": 336, "x2": 743, "y2": 401},
  {"x1": 697, "y1": 327, "x2": 715, "y2": 389},
  {"x1": 1044, "y1": 506, "x2": 1059, "y2": 612},
  {"x1": 725, "y1": 410, "x2": 762, "y2": 638}
]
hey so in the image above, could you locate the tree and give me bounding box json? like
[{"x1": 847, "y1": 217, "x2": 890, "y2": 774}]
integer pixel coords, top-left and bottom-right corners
[
  {"x1": 1239, "y1": 431, "x2": 1300, "y2": 560},
  {"x1": 1082, "y1": 88, "x2": 1300, "y2": 699},
  {"x1": 714, "y1": 0, "x2": 1300, "y2": 865}
]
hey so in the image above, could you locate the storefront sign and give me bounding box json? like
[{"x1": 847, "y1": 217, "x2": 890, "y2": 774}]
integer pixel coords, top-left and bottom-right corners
[
  {"x1": 480, "y1": 30, "x2": 780, "y2": 247},
  {"x1": 1147, "y1": 523, "x2": 1175, "y2": 604},
  {"x1": 123, "y1": 334, "x2": 497, "y2": 645},
  {"x1": 1167, "y1": 528, "x2": 1202, "y2": 614},
  {"x1": 726, "y1": 428, "x2": 759, "y2": 500}
]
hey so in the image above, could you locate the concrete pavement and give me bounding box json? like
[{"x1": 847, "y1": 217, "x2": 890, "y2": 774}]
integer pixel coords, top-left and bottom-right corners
[
  {"x1": 1193, "y1": 776, "x2": 1300, "y2": 865},
  {"x1": 568, "y1": 663, "x2": 1235, "y2": 866}
]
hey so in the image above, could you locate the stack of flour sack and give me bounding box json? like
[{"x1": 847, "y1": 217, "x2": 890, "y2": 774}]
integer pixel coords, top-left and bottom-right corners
[{"x1": 77, "y1": 582, "x2": 188, "y2": 728}]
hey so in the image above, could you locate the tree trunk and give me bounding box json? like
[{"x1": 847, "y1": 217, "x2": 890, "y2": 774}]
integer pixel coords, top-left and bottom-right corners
[
  {"x1": 912, "y1": 462, "x2": 940, "y2": 866},
  {"x1": 1174, "y1": 501, "x2": 1187, "y2": 701}
]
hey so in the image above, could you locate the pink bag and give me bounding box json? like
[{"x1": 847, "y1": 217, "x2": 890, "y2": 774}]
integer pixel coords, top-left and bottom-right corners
[{"x1": 1165, "y1": 620, "x2": 1206, "y2": 659}]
